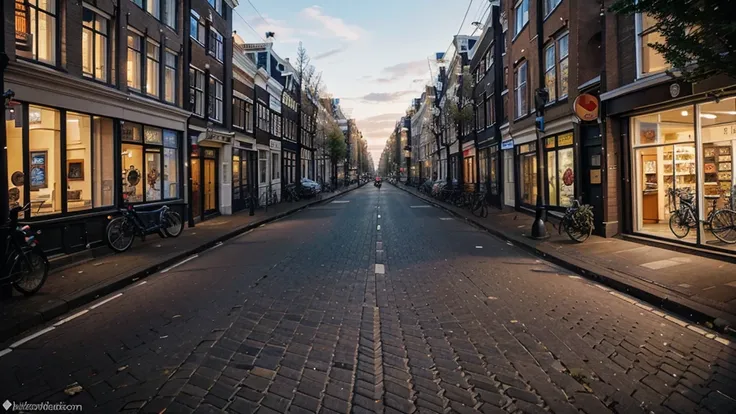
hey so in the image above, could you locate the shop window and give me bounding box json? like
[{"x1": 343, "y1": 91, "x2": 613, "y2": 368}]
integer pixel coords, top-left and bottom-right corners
[
  {"x1": 6, "y1": 104, "x2": 25, "y2": 217},
  {"x1": 479, "y1": 149, "x2": 488, "y2": 189},
  {"x1": 93, "y1": 117, "x2": 115, "y2": 207},
  {"x1": 28, "y1": 106, "x2": 61, "y2": 216},
  {"x1": 636, "y1": 14, "x2": 668, "y2": 77},
  {"x1": 17, "y1": 0, "x2": 56, "y2": 64},
  {"x1": 127, "y1": 33, "x2": 142, "y2": 91},
  {"x1": 464, "y1": 156, "x2": 475, "y2": 184},
  {"x1": 518, "y1": 142, "x2": 537, "y2": 206},
  {"x1": 66, "y1": 113, "x2": 92, "y2": 212},
  {"x1": 146, "y1": 39, "x2": 160, "y2": 97},
  {"x1": 631, "y1": 106, "x2": 695, "y2": 242},
  {"x1": 189, "y1": 66, "x2": 205, "y2": 116},
  {"x1": 233, "y1": 153, "x2": 241, "y2": 199},
  {"x1": 259, "y1": 150, "x2": 268, "y2": 184},
  {"x1": 163, "y1": 130, "x2": 179, "y2": 199},
  {"x1": 545, "y1": 133, "x2": 575, "y2": 208},
  {"x1": 490, "y1": 147, "x2": 499, "y2": 195},
  {"x1": 164, "y1": 50, "x2": 177, "y2": 104},
  {"x1": 82, "y1": 8, "x2": 109, "y2": 82},
  {"x1": 145, "y1": 148, "x2": 162, "y2": 201}
]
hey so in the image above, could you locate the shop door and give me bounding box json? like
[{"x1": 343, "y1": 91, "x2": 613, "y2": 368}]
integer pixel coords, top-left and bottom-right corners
[
  {"x1": 204, "y1": 158, "x2": 217, "y2": 213},
  {"x1": 583, "y1": 141, "x2": 604, "y2": 236},
  {"x1": 191, "y1": 157, "x2": 202, "y2": 219}
]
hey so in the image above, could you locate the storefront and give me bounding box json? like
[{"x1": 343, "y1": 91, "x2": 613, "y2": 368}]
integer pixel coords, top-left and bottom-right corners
[
  {"x1": 501, "y1": 130, "x2": 515, "y2": 209},
  {"x1": 462, "y1": 143, "x2": 476, "y2": 190},
  {"x1": 190, "y1": 146, "x2": 219, "y2": 221},
  {"x1": 232, "y1": 140, "x2": 257, "y2": 213},
  {"x1": 5, "y1": 102, "x2": 185, "y2": 256},
  {"x1": 544, "y1": 131, "x2": 576, "y2": 210},
  {"x1": 516, "y1": 141, "x2": 538, "y2": 210}
]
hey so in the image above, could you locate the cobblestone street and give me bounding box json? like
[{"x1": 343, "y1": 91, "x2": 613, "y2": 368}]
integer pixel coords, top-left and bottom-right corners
[{"x1": 0, "y1": 185, "x2": 734, "y2": 413}]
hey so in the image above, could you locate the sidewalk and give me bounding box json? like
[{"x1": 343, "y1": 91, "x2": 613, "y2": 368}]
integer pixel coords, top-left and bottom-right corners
[
  {"x1": 0, "y1": 184, "x2": 363, "y2": 343},
  {"x1": 395, "y1": 183, "x2": 736, "y2": 332}
]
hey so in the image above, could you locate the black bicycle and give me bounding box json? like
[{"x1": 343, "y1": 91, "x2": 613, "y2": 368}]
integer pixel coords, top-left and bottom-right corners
[
  {"x1": 668, "y1": 187, "x2": 736, "y2": 244},
  {"x1": 1, "y1": 203, "x2": 49, "y2": 296},
  {"x1": 105, "y1": 204, "x2": 183, "y2": 253},
  {"x1": 557, "y1": 200, "x2": 595, "y2": 243}
]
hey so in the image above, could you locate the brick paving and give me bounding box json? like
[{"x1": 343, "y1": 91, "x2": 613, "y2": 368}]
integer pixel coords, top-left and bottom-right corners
[{"x1": 0, "y1": 185, "x2": 733, "y2": 413}]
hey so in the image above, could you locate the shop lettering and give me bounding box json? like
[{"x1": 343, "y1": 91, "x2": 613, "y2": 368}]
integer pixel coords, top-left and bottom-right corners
[{"x1": 723, "y1": 126, "x2": 736, "y2": 136}]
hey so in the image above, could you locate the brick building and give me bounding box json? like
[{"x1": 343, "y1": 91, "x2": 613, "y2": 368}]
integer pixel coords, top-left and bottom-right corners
[
  {"x1": 231, "y1": 35, "x2": 257, "y2": 214},
  {"x1": 4, "y1": 0, "x2": 189, "y2": 256}
]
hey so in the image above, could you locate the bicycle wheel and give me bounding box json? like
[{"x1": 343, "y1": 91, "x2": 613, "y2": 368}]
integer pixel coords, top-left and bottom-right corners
[
  {"x1": 106, "y1": 217, "x2": 136, "y2": 252},
  {"x1": 710, "y1": 209, "x2": 736, "y2": 244},
  {"x1": 11, "y1": 246, "x2": 50, "y2": 296},
  {"x1": 668, "y1": 211, "x2": 691, "y2": 239},
  {"x1": 163, "y1": 211, "x2": 184, "y2": 238},
  {"x1": 566, "y1": 223, "x2": 592, "y2": 243}
]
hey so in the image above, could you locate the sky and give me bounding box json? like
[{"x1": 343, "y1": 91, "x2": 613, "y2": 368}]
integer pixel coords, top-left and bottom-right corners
[{"x1": 232, "y1": 0, "x2": 488, "y2": 165}]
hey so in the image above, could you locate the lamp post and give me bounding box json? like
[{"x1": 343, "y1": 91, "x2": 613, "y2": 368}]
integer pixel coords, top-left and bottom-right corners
[{"x1": 531, "y1": 0, "x2": 550, "y2": 239}]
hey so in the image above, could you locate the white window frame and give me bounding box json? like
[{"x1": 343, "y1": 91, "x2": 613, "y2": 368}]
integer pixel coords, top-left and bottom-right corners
[
  {"x1": 544, "y1": 0, "x2": 563, "y2": 18},
  {"x1": 208, "y1": 0, "x2": 222, "y2": 15},
  {"x1": 209, "y1": 28, "x2": 224, "y2": 62},
  {"x1": 514, "y1": 61, "x2": 528, "y2": 119},
  {"x1": 513, "y1": 0, "x2": 529, "y2": 38},
  {"x1": 209, "y1": 75, "x2": 223, "y2": 123},
  {"x1": 190, "y1": 66, "x2": 205, "y2": 117},
  {"x1": 190, "y1": 10, "x2": 205, "y2": 46},
  {"x1": 635, "y1": 13, "x2": 669, "y2": 79},
  {"x1": 557, "y1": 32, "x2": 569, "y2": 99}
]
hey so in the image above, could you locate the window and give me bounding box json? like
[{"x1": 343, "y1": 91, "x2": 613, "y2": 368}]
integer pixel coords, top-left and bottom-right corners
[
  {"x1": 259, "y1": 150, "x2": 268, "y2": 184},
  {"x1": 82, "y1": 8, "x2": 108, "y2": 82},
  {"x1": 514, "y1": 61, "x2": 528, "y2": 119},
  {"x1": 163, "y1": 0, "x2": 176, "y2": 29},
  {"x1": 21, "y1": 0, "x2": 57, "y2": 64},
  {"x1": 189, "y1": 67, "x2": 205, "y2": 116},
  {"x1": 257, "y1": 104, "x2": 270, "y2": 131},
  {"x1": 272, "y1": 114, "x2": 281, "y2": 137},
  {"x1": 164, "y1": 50, "x2": 177, "y2": 104},
  {"x1": 127, "y1": 32, "x2": 142, "y2": 90},
  {"x1": 271, "y1": 152, "x2": 280, "y2": 180},
  {"x1": 28, "y1": 106, "x2": 61, "y2": 216},
  {"x1": 545, "y1": 133, "x2": 575, "y2": 207},
  {"x1": 208, "y1": 0, "x2": 222, "y2": 15},
  {"x1": 132, "y1": 0, "x2": 143, "y2": 7},
  {"x1": 209, "y1": 77, "x2": 223, "y2": 122},
  {"x1": 502, "y1": 31, "x2": 507, "y2": 55},
  {"x1": 163, "y1": 130, "x2": 179, "y2": 199},
  {"x1": 475, "y1": 105, "x2": 481, "y2": 131},
  {"x1": 93, "y1": 117, "x2": 115, "y2": 207},
  {"x1": 121, "y1": 124, "x2": 177, "y2": 203},
  {"x1": 245, "y1": 101, "x2": 253, "y2": 132},
  {"x1": 190, "y1": 11, "x2": 205, "y2": 45},
  {"x1": 146, "y1": 0, "x2": 160, "y2": 18},
  {"x1": 558, "y1": 34, "x2": 569, "y2": 98},
  {"x1": 518, "y1": 142, "x2": 537, "y2": 205},
  {"x1": 637, "y1": 14, "x2": 668, "y2": 76},
  {"x1": 544, "y1": 0, "x2": 562, "y2": 16},
  {"x1": 514, "y1": 0, "x2": 529, "y2": 37},
  {"x1": 544, "y1": 44, "x2": 556, "y2": 103},
  {"x1": 233, "y1": 98, "x2": 249, "y2": 130},
  {"x1": 489, "y1": 146, "x2": 499, "y2": 195},
  {"x1": 66, "y1": 112, "x2": 92, "y2": 212},
  {"x1": 486, "y1": 95, "x2": 493, "y2": 127},
  {"x1": 146, "y1": 39, "x2": 160, "y2": 97},
  {"x1": 209, "y1": 29, "x2": 224, "y2": 61}
]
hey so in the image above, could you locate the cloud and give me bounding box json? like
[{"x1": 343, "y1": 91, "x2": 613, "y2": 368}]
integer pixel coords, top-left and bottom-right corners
[
  {"x1": 361, "y1": 91, "x2": 416, "y2": 103},
  {"x1": 413, "y1": 78, "x2": 427, "y2": 84},
  {"x1": 375, "y1": 78, "x2": 394, "y2": 84},
  {"x1": 382, "y1": 60, "x2": 428, "y2": 78},
  {"x1": 314, "y1": 46, "x2": 347, "y2": 60},
  {"x1": 301, "y1": 6, "x2": 364, "y2": 41}
]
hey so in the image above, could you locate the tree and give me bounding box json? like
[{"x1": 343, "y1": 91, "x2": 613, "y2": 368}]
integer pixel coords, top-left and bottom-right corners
[
  {"x1": 609, "y1": 0, "x2": 736, "y2": 82},
  {"x1": 327, "y1": 126, "x2": 347, "y2": 184}
]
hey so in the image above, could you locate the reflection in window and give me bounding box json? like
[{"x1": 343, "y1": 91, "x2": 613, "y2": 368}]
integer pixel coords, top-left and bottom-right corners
[
  {"x1": 146, "y1": 40, "x2": 160, "y2": 97},
  {"x1": 29, "y1": 106, "x2": 61, "y2": 216},
  {"x1": 122, "y1": 144, "x2": 144, "y2": 203},
  {"x1": 66, "y1": 113, "x2": 92, "y2": 212},
  {"x1": 127, "y1": 33, "x2": 142, "y2": 90}
]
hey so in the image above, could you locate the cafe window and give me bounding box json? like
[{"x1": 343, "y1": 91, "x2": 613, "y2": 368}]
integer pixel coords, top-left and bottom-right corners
[
  {"x1": 631, "y1": 106, "x2": 695, "y2": 242},
  {"x1": 636, "y1": 14, "x2": 668, "y2": 77},
  {"x1": 189, "y1": 66, "x2": 205, "y2": 116},
  {"x1": 545, "y1": 132, "x2": 575, "y2": 208},
  {"x1": 464, "y1": 155, "x2": 476, "y2": 184},
  {"x1": 82, "y1": 7, "x2": 109, "y2": 82},
  {"x1": 518, "y1": 141, "x2": 537, "y2": 206},
  {"x1": 127, "y1": 32, "x2": 142, "y2": 91},
  {"x1": 19, "y1": 0, "x2": 57, "y2": 64}
]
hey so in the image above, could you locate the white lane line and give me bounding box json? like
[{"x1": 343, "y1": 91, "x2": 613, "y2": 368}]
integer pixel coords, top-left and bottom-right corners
[
  {"x1": 410, "y1": 205, "x2": 431, "y2": 209},
  {"x1": 89, "y1": 292, "x2": 123, "y2": 310},
  {"x1": 332, "y1": 200, "x2": 350, "y2": 204},
  {"x1": 53, "y1": 310, "x2": 89, "y2": 327},
  {"x1": 160, "y1": 255, "x2": 199, "y2": 273},
  {"x1": 0, "y1": 349, "x2": 12, "y2": 358},
  {"x1": 135, "y1": 281, "x2": 148, "y2": 287},
  {"x1": 475, "y1": 246, "x2": 483, "y2": 249},
  {"x1": 10, "y1": 326, "x2": 56, "y2": 349},
  {"x1": 207, "y1": 242, "x2": 224, "y2": 252},
  {"x1": 377, "y1": 225, "x2": 381, "y2": 231},
  {"x1": 375, "y1": 264, "x2": 385, "y2": 274},
  {"x1": 440, "y1": 217, "x2": 453, "y2": 221}
]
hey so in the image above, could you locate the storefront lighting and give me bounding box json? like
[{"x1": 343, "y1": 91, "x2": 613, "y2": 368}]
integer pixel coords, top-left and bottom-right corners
[
  {"x1": 681, "y1": 110, "x2": 688, "y2": 116},
  {"x1": 700, "y1": 113, "x2": 717, "y2": 119}
]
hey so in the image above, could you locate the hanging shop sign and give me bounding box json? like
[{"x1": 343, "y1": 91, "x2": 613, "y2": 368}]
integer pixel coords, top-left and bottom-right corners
[
  {"x1": 574, "y1": 94, "x2": 599, "y2": 121},
  {"x1": 501, "y1": 139, "x2": 514, "y2": 150}
]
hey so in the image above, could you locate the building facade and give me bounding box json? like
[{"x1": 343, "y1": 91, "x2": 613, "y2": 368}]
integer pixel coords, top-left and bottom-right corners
[
  {"x1": 231, "y1": 35, "x2": 257, "y2": 214},
  {"x1": 5, "y1": 0, "x2": 190, "y2": 256}
]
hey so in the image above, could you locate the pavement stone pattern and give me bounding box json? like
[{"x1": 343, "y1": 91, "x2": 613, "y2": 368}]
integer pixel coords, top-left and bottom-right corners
[{"x1": 0, "y1": 186, "x2": 734, "y2": 414}]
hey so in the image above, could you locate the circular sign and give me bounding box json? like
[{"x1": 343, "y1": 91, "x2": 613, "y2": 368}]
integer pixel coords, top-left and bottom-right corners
[
  {"x1": 126, "y1": 167, "x2": 141, "y2": 186},
  {"x1": 574, "y1": 94, "x2": 599, "y2": 122},
  {"x1": 670, "y1": 83, "x2": 681, "y2": 98},
  {"x1": 11, "y1": 171, "x2": 24, "y2": 187}
]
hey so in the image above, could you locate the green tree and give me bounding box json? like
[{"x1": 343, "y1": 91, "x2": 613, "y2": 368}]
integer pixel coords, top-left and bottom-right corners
[
  {"x1": 609, "y1": 0, "x2": 736, "y2": 82},
  {"x1": 327, "y1": 126, "x2": 347, "y2": 183}
]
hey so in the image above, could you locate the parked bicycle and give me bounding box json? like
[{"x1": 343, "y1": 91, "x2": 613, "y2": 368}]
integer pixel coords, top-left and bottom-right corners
[
  {"x1": 283, "y1": 185, "x2": 301, "y2": 202},
  {"x1": 105, "y1": 204, "x2": 183, "y2": 253},
  {"x1": 668, "y1": 187, "x2": 736, "y2": 244},
  {"x1": 259, "y1": 189, "x2": 279, "y2": 207},
  {"x1": 557, "y1": 200, "x2": 595, "y2": 243},
  {"x1": 1, "y1": 203, "x2": 49, "y2": 295}
]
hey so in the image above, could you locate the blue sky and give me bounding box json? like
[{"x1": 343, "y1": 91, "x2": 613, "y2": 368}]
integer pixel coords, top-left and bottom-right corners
[{"x1": 233, "y1": 0, "x2": 488, "y2": 162}]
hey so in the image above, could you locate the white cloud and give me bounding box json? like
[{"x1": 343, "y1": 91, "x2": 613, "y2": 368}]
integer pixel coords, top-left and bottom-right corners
[{"x1": 301, "y1": 6, "x2": 364, "y2": 41}]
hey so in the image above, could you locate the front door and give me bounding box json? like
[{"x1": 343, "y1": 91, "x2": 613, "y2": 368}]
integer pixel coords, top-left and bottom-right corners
[
  {"x1": 582, "y1": 127, "x2": 604, "y2": 235},
  {"x1": 204, "y1": 158, "x2": 217, "y2": 213},
  {"x1": 191, "y1": 157, "x2": 202, "y2": 219}
]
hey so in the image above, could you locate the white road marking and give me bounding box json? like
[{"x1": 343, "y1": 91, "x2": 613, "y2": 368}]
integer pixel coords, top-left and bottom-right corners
[
  {"x1": 377, "y1": 225, "x2": 381, "y2": 231},
  {"x1": 375, "y1": 264, "x2": 385, "y2": 274},
  {"x1": 726, "y1": 281, "x2": 736, "y2": 288},
  {"x1": 160, "y1": 255, "x2": 199, "y2": 273},
  {"x1": 0, "y1": 349, "x2": 12, "y2": 358},
  {"x1": 439, "y1": 218, "x2": 453, "y2": 221},
  {"x1": 53, "y1": 310, "x2": 89, "y2": 327},
  {"x1": 207, "y1": 242, "x2": 223, "y2": 252},
  {"x1": 410, "y1": 205, "x2": 431, "y2": 208},
  {"x1": 89, "y1": 293, "x2": 123, "y2": 310},
  {"x1": 332, "y1": 200, "x2": 350, "y2": 204},
  {"x1": 135, "y1": 281, "x2": 148, "y2": 287},
  {"x1": 10, "y1": 326, "x2": 56, "y2": 348},
  {"x1": 377, "y1": 215, "x2": 381, "y2": 218},
  {"x1": 475, "y1": 246, "x2": 483, "y2": 249},
  {"x1": 568, "y1": 275, "x2": 581, "y2": 279}
]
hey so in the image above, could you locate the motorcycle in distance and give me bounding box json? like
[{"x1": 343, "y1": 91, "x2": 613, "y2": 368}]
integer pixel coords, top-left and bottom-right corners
[
  {"x1": 374, "y1": 177, "x2": 382, "y2": 189},
  {"x1": 1, "y1": 203, "x2": 50, "y2": 296},
  {"x1": 105, "y1": 199, "x2": 184, "y2": 253}
]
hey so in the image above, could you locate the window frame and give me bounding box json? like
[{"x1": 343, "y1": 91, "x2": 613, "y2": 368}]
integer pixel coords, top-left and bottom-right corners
[
  {"x1": 21, "y1": 0, "x2": 58, "y2": 65},
  {"x1": 557, "y1": 32, "x2": 569, "y2": 99},
  {"x1": 189, "y1": 66, "x2": 205, "y2": 117},
  {"x1": 208, "y1": 76, "x2": 224, "y2": 123},
  {"x1": 127, "y1": 31, "x2": 143, "y2": 91},
  {"x1": 544, "y1": 0, "x2": 563, "y2": 18},
  {"x1": 209, "y1": 28, "x2": 224, "y2": 62},
  {"x1": 145, "y1": 38, "x2": 161, "y2": 98},
  {"x1": 82, "y1": 6, "x2": 110, "y2": 83},
  {"x1": 189, "y1": 10, "x2": 206, "y2": 46},
  {"x1": 162, "y1": 0, "x2": 177, "y2": 30},
  {"x1": 164, "y1": 49, "x2": 177, "y2": 104},
  {"x1": 544, "y1": 42, "x2": 557, "y2": 104},
  {"x1": 635, "y1": 13, "x2": 669, "y2": 78},
  {"x1": 513, "y1": 0, "x2": 529, "y2": 38},
  {"x1": 208, "y1": 0, "x2": 223, "y2": 15},
  {"x1": 514, "y1": 61, "x2": 528, "y2": 119}
]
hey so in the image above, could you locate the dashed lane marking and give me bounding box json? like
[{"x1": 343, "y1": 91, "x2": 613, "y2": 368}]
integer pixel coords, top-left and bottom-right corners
[
  {"x1": 377, "y1": 215, "x2": 381, "y2": 218},
  {"x1": 375, "y1": 264, "x2": 385, "y2": 274},
  {"x1": 410, "y1": 205, "x2": 431, "y2": 208},
  {"x1": 53, "y1": 310, "x2": 89, "y2": 327},
  {"x1": 9, "y1": 326, "x2": 55, "y2": 349},
  {"x1": 134, "y1": 281, "x2": 148, "y2": 287},
  {"x1": 89, "y1": 293, "x2": 123, "y2": 310},
  {"x1": 377, "y1": 225, "x2": 381, "y2": 231},
  {"x1": 207, "y1": 242, "x2": 224, "y2": 252},
  {"x1": 160, "y1": 255, "x2": 199, "y2": 273},
  {"x1": 475, "y1": 246, "x2": 483, "y2": 249},
  {"x1": 331, "y1": 200, "x2": 350, "y2": 204},
  {"x1": 0, "y1": 349, "x2": 11, "y2": 358},
  {"x1": 440, "y1": 217, "x2": 453, "y2": 221}
]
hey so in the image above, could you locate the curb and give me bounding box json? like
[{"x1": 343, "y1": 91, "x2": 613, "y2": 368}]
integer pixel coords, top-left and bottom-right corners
[
  {"x1": 0, "y1": 184, "x2": 365, "y2": 344},
  {"x1": 392, "y1": 183, "x2": 736, "y2": 336}
]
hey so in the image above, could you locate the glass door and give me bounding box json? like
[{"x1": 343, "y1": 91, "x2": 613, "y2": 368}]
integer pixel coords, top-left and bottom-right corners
[
  {"x1": 204, "y1": 158, "x2": 216, "y2": 212},
  {"x1": 191, "y1": 157, "x2": 201, "y2": 219}
]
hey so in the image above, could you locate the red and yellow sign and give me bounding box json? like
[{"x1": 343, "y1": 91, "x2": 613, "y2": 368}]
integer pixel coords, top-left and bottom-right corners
[{"x1": 574, "y1": 94, "x2": 599, "y2": 121}]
